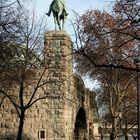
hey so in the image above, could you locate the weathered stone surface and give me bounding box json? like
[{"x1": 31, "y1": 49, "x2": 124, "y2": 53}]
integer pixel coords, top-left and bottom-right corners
[{"x1": 0, "y1": 31, "x2": 97, "y2": 140}]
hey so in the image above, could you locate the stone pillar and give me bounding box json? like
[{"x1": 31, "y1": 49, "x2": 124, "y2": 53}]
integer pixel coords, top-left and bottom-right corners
[
  {"x1": 44, "y1": 31, "x2": 74, "y2": 140},
  {"x1": 44, "y1": 31, "x2": 72, "y2": 75}
]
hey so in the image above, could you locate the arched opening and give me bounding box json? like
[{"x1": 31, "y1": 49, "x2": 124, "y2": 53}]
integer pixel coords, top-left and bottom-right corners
[{"x1": 74, "y1": 107, "x2": 87, "y2": 140}]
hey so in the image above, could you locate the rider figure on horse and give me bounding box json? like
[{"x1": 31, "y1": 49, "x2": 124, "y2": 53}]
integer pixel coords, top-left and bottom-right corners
[{"x1": 46, "y1": 0, "x2": 68, "y2": 17}]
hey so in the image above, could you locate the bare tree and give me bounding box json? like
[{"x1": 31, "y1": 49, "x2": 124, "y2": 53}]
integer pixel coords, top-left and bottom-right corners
[
  {"x1": 96, "y1": 67, "x2": 136, "y2": 140},
  {"x1": 72, "y1": 1, "x2": 139, "y2": 140},
  {"x1": 0, "y1": 1, "x2": 62, "y2": 139}
]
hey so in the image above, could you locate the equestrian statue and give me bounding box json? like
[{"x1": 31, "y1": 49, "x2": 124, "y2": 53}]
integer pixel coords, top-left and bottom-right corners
[{"x1": 46, "y1": 0, "x2": 68, "y2": 30}]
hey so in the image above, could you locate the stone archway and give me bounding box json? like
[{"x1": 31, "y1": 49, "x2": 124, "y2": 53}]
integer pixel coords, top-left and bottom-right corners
[{"x1": 74, "y1": 107, "x2": 88, "y2": 140}]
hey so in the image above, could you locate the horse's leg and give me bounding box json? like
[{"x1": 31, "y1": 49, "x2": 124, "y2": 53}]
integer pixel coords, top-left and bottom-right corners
[
  {"x1": 53, "y1": 14, "x2": 57, "y2": 30},
  {"x1": 56, "y1": 19, "x2": 61, "y2": 30},
  {"x1": 62, "y1": 18, "x2": 66, "y2": 30},
  {"x1": 57, "y1": 11, "x2": 62, "y2": 30},
  {"x1": 55, "y1": 18, "x2": 57, "y2": 30}
]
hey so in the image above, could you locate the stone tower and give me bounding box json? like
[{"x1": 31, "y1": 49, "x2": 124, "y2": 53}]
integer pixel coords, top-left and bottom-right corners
[
  {"x1": 43, "y1": 31, "x2": 74, "y2": 140},
  {"x1": 0, "y1": 31, "x2": 97, "y2": 140}
]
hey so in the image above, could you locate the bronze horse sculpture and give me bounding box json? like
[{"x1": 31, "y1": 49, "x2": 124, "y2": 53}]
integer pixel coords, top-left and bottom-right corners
[{"x1": 46, "y1": 0, "x2": 68, "y2": 30}]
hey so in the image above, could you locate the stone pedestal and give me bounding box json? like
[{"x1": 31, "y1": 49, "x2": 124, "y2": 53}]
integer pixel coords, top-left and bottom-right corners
[
  {"x1": 44, "y1": 31, "x2": 72, "y2": 74},
  {"x1": 44, "y1": 31, "x2": 74, "y2": 140}
]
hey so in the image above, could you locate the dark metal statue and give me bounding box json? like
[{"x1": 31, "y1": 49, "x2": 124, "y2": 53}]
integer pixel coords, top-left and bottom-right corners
[{"x1": 46, "y1": 0, "x2": 68, "y2": 30}]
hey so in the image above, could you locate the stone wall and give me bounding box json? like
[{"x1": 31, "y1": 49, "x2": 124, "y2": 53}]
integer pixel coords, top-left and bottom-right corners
[
  {"x1": 43, "y1": 31, "x2": 74, "y2": 140},
  {"x1": 0, "y1": 31, "x2": 97, "y2": 140}
]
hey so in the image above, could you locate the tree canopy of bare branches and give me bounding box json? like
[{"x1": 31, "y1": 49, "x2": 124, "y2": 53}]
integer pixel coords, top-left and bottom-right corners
[
  {"x1": 73, "y1": 0, "x2": 139, "y2": 139},
  {"x1": 74, "y1": 0, "x2": 140, "y2": 73}
]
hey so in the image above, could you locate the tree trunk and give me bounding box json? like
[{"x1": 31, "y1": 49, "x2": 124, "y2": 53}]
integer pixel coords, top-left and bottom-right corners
[
  {"x1": 110, "y1": 133, "x2": 114, "y2": 140},
  {"x1": 110, "y1": 122, "x2": 115, "y2": 140},
  {"x1": 16, "y1": 110, "x2": 25, "y2": 140},
  {"x1": 133, "y1": 136, "x2": 137, "y2": 140},
  {"x1": 125, "y1": 134, "x2": 128, "y2": 140}
]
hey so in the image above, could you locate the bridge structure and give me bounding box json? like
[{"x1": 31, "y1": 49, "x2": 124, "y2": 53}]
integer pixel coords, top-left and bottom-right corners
[{"x1": 0, "y1": 31, "x2": 98, "y2": 140}]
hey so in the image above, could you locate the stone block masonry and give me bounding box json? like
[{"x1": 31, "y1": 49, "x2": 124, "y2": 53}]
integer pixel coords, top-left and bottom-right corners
[{"x1": 0, "y1": 31, "x2": 97, "y2": 140}]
